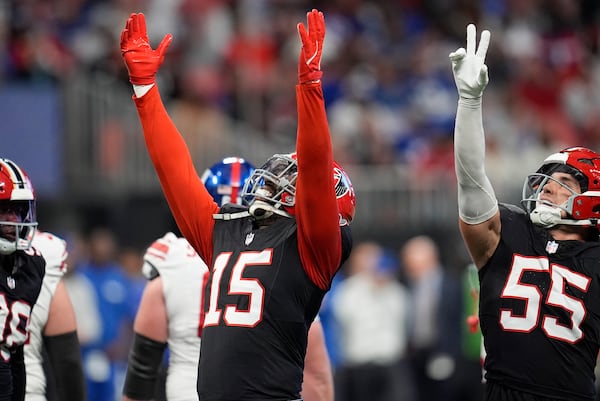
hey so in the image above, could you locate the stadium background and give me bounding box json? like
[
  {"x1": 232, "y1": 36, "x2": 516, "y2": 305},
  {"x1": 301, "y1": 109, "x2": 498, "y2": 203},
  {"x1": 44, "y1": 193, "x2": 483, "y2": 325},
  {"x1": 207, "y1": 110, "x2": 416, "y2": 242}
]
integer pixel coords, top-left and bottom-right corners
[
  {"x1": 7, "y1": 0, "x2": 595, "y2": 268},
  {"x1": 3, "y1": 1, "x2": 600, "y2": 398}
]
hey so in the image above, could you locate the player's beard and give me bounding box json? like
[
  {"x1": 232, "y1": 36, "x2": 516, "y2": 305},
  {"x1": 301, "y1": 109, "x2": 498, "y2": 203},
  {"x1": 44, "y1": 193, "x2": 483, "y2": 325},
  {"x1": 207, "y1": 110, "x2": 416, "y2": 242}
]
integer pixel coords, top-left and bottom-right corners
[{"x1": 0, "y1": 226, "x2": 16, "y2": 242}]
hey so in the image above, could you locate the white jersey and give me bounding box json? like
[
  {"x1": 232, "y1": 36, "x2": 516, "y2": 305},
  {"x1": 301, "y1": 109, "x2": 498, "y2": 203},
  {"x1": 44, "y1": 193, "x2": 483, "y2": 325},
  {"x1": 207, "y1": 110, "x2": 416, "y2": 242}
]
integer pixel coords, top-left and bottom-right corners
[
  {"x1": 24, "y1": 231, "x2": 68, "y2": 401},
  {"x1": 143, "y1": 232, "x2": 208, "y2": 401}
]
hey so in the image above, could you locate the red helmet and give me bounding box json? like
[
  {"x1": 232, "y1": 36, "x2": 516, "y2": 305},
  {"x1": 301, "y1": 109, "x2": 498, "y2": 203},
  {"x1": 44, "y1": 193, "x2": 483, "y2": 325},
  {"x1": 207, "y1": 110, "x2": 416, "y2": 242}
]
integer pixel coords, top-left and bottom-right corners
[
  {"x1": 0, "y1": 158, "x2": 37, "y2": 254},
  {"x1": 522, "y1": 146, "x2": 600, "y2": 228},
  {"x1": 242, "y1": 152, "x2": 356, "y2": 225},
  {"x1": 333, "y1": 160, "x2": 356, "y2": 225}
]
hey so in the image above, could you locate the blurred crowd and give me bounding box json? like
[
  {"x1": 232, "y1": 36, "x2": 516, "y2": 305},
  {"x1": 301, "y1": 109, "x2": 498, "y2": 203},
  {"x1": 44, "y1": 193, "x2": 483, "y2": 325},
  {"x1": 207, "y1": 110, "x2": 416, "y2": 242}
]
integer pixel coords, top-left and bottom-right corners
[
  {"x1": 4, "y1": 0, "x2": 600, "y2": 176},
  {"x1": 321, "y1": 235, "x2": 483, "y2": 401},
  {"x1": 6, "y1": 0, "x2": 600, "y2": 400},
  {"x1": 61, "y1": 227, "x2": 144, "y2": 401}
]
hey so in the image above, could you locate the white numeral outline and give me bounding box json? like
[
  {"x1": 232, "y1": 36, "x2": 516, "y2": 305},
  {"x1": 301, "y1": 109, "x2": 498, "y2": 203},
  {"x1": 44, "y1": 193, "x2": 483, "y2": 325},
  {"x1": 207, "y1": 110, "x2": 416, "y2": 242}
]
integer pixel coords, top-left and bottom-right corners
[
  {"x1": 500, "y1": 255, "x2": 590, "y2": 343},
  {"x1": 0, "y1": 294, "x2": 32, "y2": 361},
  {"x1": 204, "y1": 249, "x2": 273, "y2": 328}
]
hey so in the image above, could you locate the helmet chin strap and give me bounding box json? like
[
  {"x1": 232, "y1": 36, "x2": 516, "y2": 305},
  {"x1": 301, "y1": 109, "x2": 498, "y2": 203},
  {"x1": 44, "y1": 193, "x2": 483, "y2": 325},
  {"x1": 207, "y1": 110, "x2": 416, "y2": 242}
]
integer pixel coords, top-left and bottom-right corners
[
  {"x1": 0, "y1": 239, "x2": 17, "y2": 255},
  {"x1": 530, "y1": 205, "x2": 562, "y2": 228},
  {"x1": 530, "y1": 204, "x2": 594, "y2": 228},
  {"x1": 249, "y1": 200, "x2": 292, "y2": 219}
]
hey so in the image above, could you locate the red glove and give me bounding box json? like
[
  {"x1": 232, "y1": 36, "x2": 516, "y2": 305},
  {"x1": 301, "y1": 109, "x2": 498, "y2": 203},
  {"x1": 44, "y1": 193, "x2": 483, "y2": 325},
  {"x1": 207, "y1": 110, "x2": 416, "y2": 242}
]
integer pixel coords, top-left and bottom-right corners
[
  {"x1": 297, "y1": 9, "x2": 325, "y2": 84},
  {"x1": 120, "y1": 13, "x2": 173, "y2": 85}
]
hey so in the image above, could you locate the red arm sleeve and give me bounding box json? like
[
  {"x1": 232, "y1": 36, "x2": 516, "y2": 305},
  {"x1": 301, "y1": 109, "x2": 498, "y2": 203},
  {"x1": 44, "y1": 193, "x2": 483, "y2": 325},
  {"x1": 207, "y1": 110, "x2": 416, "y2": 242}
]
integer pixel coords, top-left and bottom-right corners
[
  {"x1": 133, "y1": 86, "x2": 217, "y2": 264},
  {"x1": 295, "y1": 82, "x2": 341, "y2": 290}
]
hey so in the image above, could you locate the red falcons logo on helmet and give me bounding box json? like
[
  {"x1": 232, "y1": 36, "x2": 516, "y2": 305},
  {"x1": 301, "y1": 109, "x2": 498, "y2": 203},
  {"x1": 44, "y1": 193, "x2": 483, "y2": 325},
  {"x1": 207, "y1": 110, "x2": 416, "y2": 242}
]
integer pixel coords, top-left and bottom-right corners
[
  {"x1": 332, "y1": 162, "x2": 356, "y2": 225},
  {"x1": 333, "y1": 167, "x2": 348, "y2": 199}
]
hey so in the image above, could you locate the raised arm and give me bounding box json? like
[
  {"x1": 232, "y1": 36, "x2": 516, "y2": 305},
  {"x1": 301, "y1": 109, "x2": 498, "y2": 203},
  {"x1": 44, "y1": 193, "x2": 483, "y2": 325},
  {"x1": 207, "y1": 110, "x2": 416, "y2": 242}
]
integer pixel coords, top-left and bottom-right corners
[
  {"x1": 450, "y1": 24, "x2": 500, "y2": 269},
  {"x1": 295, "y1": 10, "x2": 341, "y2": 289},
  {"x1": 120, "y1": 13, "x2": 217, "y2": 262}
]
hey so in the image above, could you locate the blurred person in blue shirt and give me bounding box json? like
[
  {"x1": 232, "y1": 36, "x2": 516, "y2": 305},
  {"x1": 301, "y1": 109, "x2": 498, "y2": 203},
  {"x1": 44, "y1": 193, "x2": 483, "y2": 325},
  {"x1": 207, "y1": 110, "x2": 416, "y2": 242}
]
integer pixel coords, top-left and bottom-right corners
[{"x1": 77, "y1": 227, "x2": 133, "y2": 401}]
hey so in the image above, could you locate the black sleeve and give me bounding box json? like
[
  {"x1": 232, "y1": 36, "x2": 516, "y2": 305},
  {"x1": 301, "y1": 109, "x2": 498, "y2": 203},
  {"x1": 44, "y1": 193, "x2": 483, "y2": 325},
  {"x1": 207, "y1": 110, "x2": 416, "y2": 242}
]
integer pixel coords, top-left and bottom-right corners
[
  {"x1": 123, "y1": 333, "x2": 167, "y2": 400},
  {"x1": 10, "y1": 345, "x2": 25, "y2": 401},
  {"x1": 43, "y1": 331, "x2": 86, "y2": 401},
  {"x1": 340, "y1": 225, "x2": 353, "y2": 266}
]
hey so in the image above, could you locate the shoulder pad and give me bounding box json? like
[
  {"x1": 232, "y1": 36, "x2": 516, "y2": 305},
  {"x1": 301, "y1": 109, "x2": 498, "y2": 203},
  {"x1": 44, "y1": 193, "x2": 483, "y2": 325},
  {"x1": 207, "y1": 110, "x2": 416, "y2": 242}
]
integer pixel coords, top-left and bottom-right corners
[
  {"x1": 142, "y1": 232, "x2": 204, "y2": 279},
  {"x1": 31, "y1": 231, "x2": 68, "y2": 277}
]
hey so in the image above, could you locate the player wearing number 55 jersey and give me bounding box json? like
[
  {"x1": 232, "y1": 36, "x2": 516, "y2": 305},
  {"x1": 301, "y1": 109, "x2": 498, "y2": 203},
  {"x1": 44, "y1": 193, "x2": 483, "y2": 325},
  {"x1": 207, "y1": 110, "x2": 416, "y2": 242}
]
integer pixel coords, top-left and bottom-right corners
[
  {"x1": 451, "y1": 24, "x2": 600, "y2": 401},
  {"x1": 120, "y1": 9, "x2": 354, "y2": 400},
  {"x1": 0, "y1": 158, "x2": 44, "y2": 401}
]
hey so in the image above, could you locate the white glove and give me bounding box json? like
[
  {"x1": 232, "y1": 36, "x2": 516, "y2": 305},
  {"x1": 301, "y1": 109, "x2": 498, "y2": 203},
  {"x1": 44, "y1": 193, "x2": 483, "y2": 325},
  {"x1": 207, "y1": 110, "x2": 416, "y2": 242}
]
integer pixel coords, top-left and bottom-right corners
[{"x1": 449, "y1": 24, "x2": 490, "y2": 99}]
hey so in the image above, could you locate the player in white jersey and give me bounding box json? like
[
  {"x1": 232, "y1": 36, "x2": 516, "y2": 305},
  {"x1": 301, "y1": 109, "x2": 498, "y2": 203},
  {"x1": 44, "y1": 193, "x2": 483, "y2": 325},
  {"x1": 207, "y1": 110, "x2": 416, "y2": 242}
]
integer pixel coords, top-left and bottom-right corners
[
  {"x1": 123, "y1": 157, "x2": 335, "y2": 401},
  {"x1": 123, "y1": 232, "x2": 205, "y2": 401},
  {"x1": 26, "y1": 230, "x2": 85, "y2": 401}
]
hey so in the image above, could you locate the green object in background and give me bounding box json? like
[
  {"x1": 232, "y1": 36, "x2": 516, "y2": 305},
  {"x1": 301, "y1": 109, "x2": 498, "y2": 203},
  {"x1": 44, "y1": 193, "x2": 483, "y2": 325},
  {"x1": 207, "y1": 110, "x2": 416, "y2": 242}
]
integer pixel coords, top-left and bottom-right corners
[{"x1": 461, "y1": 263, "x2": 482, "y2": 361}]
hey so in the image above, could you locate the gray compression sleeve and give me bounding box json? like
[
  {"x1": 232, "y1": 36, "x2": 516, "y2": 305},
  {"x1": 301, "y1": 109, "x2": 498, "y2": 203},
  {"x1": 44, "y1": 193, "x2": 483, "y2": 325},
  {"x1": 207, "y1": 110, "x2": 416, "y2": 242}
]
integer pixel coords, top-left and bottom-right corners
[{"x1": 454, "y1": 97, "x2": 498, "y2": 224}]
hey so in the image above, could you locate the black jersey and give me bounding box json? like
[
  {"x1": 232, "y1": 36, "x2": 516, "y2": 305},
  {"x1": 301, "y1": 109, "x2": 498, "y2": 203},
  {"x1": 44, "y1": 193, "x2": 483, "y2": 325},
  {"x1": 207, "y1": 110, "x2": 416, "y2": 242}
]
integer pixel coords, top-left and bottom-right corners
[
  {"x1": 0, "y1": 250, "x2": 45, "y2": 400},
  {"x1": 480, "y1": 203, "x2": 600, "y2": 401},
  {"x1": 197, "y1": 206, "x2": 352, "y2": 401}
]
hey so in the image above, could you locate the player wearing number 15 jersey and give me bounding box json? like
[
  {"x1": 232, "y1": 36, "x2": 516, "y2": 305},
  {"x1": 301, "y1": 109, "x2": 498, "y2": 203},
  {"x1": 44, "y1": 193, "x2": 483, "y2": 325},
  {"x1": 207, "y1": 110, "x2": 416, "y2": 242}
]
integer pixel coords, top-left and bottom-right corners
[
  {"x1": 123, "y1": 158, "x2": 339, "y2": 401},
  {"x1": 451, "y1": 23, "x2": 600, "y2": 401},
  {"x1": 121, "y1": 9, "x2": 354, "y2": 400}
]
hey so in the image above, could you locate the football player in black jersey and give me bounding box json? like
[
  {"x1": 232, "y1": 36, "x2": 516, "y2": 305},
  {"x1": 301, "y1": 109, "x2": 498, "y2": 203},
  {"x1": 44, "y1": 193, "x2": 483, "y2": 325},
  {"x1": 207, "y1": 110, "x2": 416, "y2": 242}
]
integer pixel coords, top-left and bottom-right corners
[
  {"x1": 120, "y1": 9, "x2": 354, "y2": 400},
  {"x1": 123, "y1": 158, "x2": 338, "y2": 401},
  {"x1": 0, "y1": 158, "x2": 45, "y2": 401},
  {"x1": 451, "y1": 24, "x2": 600, "y2": 401}
]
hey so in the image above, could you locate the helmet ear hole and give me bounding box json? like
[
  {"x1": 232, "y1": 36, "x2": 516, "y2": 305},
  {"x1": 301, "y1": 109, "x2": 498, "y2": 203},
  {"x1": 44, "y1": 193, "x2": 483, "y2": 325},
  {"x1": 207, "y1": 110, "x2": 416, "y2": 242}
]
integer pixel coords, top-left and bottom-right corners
[{"x1": 281, "y1": 192, "x2": 294, "y2": 205}]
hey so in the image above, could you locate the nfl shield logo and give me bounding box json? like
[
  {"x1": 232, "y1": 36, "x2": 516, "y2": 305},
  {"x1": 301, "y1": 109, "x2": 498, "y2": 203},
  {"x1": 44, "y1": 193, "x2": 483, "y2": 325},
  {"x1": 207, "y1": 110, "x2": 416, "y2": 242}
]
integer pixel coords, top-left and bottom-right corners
[
  {"x1": 7, "y1": 276, "x2": 15, "y2": 289},
  {"x1": 546, "y1": 240, "x2": 559, "y2": 254},
  {"x1": 245, "y1": 232, "x2": 255, "y2": 246}
]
